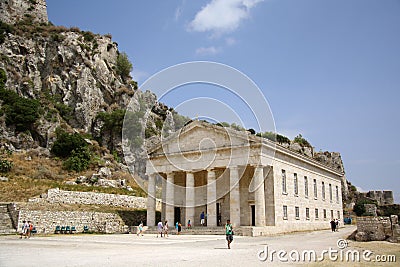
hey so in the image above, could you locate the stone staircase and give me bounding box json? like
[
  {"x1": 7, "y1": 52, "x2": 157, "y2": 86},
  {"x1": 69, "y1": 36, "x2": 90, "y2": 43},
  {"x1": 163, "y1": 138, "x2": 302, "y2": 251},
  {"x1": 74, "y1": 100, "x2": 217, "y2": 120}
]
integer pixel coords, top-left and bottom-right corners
[
  {"x1": 0, "y1": 203, "x2": 17, "y2": 235},
  {"x1": 144, "y1": 226, "x2": 232, "y2": 235}
]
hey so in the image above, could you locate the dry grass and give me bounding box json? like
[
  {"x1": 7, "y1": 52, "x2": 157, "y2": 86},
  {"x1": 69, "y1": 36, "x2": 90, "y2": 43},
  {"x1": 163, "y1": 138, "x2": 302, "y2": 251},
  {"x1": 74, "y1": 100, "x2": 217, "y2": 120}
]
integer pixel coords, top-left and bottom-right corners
[{"x1": 0, "y1": 151, "x2": 145, "y2": 202}]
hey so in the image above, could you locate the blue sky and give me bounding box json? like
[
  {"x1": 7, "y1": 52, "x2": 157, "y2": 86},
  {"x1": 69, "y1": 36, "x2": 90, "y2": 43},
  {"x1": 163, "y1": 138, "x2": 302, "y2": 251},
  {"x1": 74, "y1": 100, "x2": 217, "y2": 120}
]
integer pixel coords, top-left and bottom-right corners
[{"x1": 46, "y1": 0, "x2": 400, "y2": 203}]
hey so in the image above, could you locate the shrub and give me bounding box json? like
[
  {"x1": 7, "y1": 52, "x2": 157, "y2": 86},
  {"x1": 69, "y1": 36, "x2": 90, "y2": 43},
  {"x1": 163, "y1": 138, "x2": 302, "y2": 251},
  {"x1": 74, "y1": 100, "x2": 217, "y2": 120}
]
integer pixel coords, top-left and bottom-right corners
[
  {"x1": 0, "y1": 21, "x2": 14, "y2": 44},
  {"x1": 55, "y1": 102, "x2": 73, "y2": 122},
  {"x1": 116, "y1": 52, "x2": 132, "y2": 81},
  {"x1": 353, "y1": 203, "x2": 366, "y2": 216},
  {"x1": 63, "y1": 147, "x2": 91, "y2": 172},
  {"x1": 0, "y1": 159, "x2": 13, "y2": 173},
  {"x1": 293, "y1": 134, "x2": 311, "y2": 147},
  {"x1": 0, "y1": 87, "x2": 40, "y2": 132},
  {"x1": 51, "y1": 129, "x2": 88, "y2": 158}
]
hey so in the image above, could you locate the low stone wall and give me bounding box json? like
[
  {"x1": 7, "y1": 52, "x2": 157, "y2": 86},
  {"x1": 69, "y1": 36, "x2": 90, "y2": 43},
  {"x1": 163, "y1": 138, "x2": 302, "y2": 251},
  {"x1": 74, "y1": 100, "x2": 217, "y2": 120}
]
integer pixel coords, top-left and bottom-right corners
[
  {"x1": 18, "y1": 210, "x2": 128, "y2": 234},
  {"x1": 356, "y1": 216, "x2": 400, "y2": 242},
  {"x1": 30, "y1": 188, "x2": 161, "y2": 210}
]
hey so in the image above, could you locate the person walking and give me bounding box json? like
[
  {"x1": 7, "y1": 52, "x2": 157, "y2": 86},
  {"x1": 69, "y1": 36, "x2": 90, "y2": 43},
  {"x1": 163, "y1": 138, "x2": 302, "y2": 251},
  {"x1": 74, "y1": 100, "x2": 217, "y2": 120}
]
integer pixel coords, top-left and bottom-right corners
[
  {"x1": 225, "y1": 220, "x2": 233, "y2": 249},
  {"x1": 137, "y1": 221, "x2": 143, "y2": 236},
  {"x1": 163, "y1": 221, "x2": 169, "y2": 237},
  {"x1": 157, "y1": 221, "x2": 163, "y2": 238},
  {"x1": 20, "y1": 220, "x2": 27, "y2": 239},
  {"x1": 187, "y1": 219, "x2": 192, "y2": 229}
]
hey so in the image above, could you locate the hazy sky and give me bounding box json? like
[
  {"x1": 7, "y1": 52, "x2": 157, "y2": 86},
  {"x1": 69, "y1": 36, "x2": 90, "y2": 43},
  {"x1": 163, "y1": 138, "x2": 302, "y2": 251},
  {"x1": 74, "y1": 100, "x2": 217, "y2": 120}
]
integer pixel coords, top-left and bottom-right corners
[{"x1": 46, "y1": 0, "x2": 400, "y2": 203}]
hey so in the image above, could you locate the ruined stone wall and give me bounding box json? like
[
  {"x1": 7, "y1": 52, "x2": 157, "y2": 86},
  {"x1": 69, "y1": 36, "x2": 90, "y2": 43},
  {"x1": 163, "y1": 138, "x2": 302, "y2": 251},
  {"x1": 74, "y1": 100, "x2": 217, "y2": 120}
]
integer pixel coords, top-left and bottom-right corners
[
  {"x1": 18, "y1": 210, "x2": 128, "y2": 234},
  {"x1": 356, "y1": 216, "x2": 400, "y2": 242},
  {"x1": 365, "y1": 191, "x2": 394, "y2": 205},
  {"x1": 29, "y1": 188, "x2": 162, "y2": 210}
]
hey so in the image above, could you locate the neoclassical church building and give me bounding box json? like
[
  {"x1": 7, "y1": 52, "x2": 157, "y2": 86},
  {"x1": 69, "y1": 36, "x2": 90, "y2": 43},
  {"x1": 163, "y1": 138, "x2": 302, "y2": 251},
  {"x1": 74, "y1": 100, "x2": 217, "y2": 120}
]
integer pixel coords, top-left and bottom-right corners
[{"x1": 145, "y1": 121, "x2": 344, "y2": 236}]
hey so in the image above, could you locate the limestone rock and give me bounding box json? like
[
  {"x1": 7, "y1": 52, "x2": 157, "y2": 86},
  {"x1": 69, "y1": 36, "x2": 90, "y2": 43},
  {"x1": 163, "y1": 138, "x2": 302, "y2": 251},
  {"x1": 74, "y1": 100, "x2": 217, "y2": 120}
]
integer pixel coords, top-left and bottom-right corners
[
  {"x1": 355, "y1": 231, "x2": 369, "y2": 242},
  {"x1": 0, "y1": 0, "x2": 48, "y2": 25},
  {"x1": 99, "y1": 167, "x2": 112, "y2": 178},
  {"x1": 0, "y1": 176, "x2": 8, "y2": 182}
]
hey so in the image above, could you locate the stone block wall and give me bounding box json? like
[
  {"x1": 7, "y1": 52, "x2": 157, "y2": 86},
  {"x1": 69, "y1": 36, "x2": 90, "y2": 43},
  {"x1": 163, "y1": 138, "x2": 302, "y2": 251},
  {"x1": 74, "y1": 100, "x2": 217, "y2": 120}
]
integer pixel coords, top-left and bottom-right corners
[
  {"x1": 364, "y1": 204, "x2": 377, "y2": 216},
  {"x1": 356, "y1": 216, "x2": 399, "y2": 242},
  {"x1": 30, "y1": 188, "x2": 161, "y2": 210},
  {"x1": 18, "y1": 210, "x2": 128, "y2": 234}
]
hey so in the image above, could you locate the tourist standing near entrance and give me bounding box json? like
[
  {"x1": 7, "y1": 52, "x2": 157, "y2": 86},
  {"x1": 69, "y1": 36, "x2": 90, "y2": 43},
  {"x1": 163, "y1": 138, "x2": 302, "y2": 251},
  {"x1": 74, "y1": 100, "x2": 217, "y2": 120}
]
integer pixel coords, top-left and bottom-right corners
[
  {"x1": 177, "y1": 222, "x2": 182, "y2": 235},
  {"x1": 157, "y1": 221, "x2": 163, "y2": 237},
  {"x1": 200, "y1": 211, "x2": 205, "y2": 226},
  {"x1": 225, "y1": 220, "x2": 233, "y2": 249},
  {"x1": 187, "y1": 219, "x2": 192, "y2": 229}
]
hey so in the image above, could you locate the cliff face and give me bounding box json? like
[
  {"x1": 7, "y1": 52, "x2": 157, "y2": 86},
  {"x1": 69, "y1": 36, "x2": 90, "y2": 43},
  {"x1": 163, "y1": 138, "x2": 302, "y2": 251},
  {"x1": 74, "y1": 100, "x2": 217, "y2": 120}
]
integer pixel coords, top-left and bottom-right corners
[
  {"x1": 0, "y1": 0, "x2": 186, "y2": 177},
  {"x1": 0, "y1": 0, "x2": 48, "y2": 25}
]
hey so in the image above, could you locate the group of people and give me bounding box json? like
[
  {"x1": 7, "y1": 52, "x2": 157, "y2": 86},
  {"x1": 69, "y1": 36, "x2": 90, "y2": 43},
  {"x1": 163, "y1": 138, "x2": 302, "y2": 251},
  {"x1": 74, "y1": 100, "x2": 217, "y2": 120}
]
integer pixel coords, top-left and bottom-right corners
[
  {"x1": 156, "y1": 220, "x2": 170, "y2": 237},
  {"x1": 134, "y1": 215, "x2": 235, "y2": 249},
  {"x1": 20, "y1": 220, "x2": 34, "y2": 239},
  {"x1": 330, "y1": 218, "x2": 340, "y2": 232}
]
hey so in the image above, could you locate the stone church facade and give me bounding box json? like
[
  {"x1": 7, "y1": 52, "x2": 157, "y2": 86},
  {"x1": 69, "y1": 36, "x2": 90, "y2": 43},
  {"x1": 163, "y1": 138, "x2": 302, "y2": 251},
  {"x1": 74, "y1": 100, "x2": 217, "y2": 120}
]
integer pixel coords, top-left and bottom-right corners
[{"x1": 146, "y1": 121, "x2": 343, "y2": 236}]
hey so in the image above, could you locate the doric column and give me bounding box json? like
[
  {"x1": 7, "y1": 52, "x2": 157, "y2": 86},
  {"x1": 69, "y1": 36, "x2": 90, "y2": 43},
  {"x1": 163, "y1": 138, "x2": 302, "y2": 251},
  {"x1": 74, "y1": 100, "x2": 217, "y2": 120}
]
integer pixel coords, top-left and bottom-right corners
[
  {"x1": 229, "y1": 166, "x2": 241, "y2": 227},
  {"x1": 254, "y1": 166, "x2": 266, "y2": 226},
  {"x1": 165, "y1": 172, "x2": 175, "y2": 225},
  {"x1": 207, "y1": 170, "x2": 217, "y2": 227},
  {"x1": 185, "y1": 172, "x2": 195, "y2": 226},
  {"x1": 161, "y1": 176, "x2": 166, "y2": 221},
  {"x1": 146, "y1": 173, "x2": 156, "y2": 226}
]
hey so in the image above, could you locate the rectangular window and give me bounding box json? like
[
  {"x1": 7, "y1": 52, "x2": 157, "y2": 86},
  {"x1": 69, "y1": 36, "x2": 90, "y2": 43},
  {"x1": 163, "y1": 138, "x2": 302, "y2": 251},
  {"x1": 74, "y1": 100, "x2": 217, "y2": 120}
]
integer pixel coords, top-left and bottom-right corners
[
  {"x1": 331, "y1": 210, "x2": 334, "y2": 219},
  {"x1": 322, "y1": 182, "x2": 325, "y2": 200},
  {"x1": 283, "y1": 205, "x2": 288, "y2": 219},
  {"x1": 304, "y1": 176, "x2": 308, "y2": 197},
  {"x1": 306, "y1": 208, "x2": 310, "y2": 219},
  {"x1": 329, "y1": 184, "x2": 333, "y2": 202},
  {"x1": 336, "y1": 186, "x2": 339, "y2": 203},
  {"x1": 294, "y1": 173, "x2": 298, "y2": 195},
  {"x1": 282, "y1": 170, "x2": 287, "y2": 194},
  {"x1": 337, "y1": 210, "x2": 340, "y2": 219},
  {"x1": 323, "y1": 209, "x2": 327, "y2": 219},
  {"x1": 295, "y1": 206, "x2": 300, "y2": 219},
  {"x1": 315, "y1": 208, "x2": 319, "y2": 219},
  {"x1": 313, "y1": 179, "x2": 317, "y2": 198}
]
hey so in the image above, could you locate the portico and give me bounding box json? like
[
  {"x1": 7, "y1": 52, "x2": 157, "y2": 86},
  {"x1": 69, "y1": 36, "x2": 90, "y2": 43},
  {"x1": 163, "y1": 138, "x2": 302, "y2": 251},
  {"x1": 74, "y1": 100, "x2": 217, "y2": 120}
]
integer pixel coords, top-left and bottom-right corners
[{"x1": 146, "y1": 121, "x2": 344, "y2": 235}]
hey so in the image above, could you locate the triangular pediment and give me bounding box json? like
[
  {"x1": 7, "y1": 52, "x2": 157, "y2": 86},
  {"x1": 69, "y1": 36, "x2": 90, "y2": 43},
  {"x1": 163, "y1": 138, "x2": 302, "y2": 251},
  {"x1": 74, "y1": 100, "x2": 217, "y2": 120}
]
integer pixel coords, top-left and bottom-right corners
[{"x1": 148, "y1": 121, "x2": 259, "y2": 156}]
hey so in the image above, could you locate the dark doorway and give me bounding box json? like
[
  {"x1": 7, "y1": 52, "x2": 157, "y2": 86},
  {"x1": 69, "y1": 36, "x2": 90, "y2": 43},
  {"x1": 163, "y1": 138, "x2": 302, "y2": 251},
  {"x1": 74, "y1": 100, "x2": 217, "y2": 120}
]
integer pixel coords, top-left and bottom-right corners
[
  {"x1": 251, "y1": 205, "x2": 255, "y2": 226},
  {"x1": 217, "y1": 203, "x2": 221, "y2": 226},
  {"x1": 174, "y1": 207, "x2": 181, "y2": 224}
]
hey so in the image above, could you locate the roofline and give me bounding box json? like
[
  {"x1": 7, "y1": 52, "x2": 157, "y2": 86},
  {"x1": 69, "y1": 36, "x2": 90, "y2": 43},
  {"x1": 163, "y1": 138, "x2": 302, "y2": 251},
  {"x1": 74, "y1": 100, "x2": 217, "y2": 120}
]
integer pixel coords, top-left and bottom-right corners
[{"x1": 147, "y1": 120, "x2": 344, "y2": 177}]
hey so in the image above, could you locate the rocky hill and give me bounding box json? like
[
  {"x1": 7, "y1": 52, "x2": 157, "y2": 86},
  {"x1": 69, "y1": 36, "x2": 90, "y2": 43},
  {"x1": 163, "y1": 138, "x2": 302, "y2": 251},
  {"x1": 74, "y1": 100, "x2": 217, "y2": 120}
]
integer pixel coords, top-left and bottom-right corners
[
  {"x1": 0, "y1": 0, "x2": 188, "y2": 182},
  {"x1": 0, "y1": 0, "x2": 353, "y2": 205}
]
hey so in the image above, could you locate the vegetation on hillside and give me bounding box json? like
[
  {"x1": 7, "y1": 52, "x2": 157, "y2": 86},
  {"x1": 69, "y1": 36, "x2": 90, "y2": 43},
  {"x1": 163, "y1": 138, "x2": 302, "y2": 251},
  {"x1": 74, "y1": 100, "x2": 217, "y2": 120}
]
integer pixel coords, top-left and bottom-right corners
[
  {"x1": 116, "y1": 52, "x2": 133, "y2": 82},
  {"x1": 51, "y1": 129, "x2": 92, "y2": 172},
  {"x1": 0, "y1": 68, "x2": 40, "y2": 132}
]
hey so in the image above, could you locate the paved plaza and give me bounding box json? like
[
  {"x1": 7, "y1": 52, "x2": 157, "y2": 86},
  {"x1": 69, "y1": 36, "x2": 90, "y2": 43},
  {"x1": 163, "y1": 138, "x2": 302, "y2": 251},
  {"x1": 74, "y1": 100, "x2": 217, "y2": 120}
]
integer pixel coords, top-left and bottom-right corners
[{"x1": 0, "y1": 226, "x2": 359, "y2": 266}]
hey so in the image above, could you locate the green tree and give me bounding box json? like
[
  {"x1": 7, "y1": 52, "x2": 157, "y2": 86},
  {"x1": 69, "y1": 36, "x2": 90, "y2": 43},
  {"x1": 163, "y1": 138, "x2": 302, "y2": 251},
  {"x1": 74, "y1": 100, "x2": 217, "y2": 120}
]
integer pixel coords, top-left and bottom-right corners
[
  {"x1": 116, "y1": 52, "x2": 133, "y2": 81},
  {"x1": 0, "y1": 71, "x2": 40, "y2": 132},
  {"x1": 51, "y1": 129, "x2": 88, "y2": 158},
  {"x1": 353, "y1": 203, "x2": 366, "y2": 216},
  {"x1": 63, "y1": 147, "x2": 91, "y2": 172}
]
